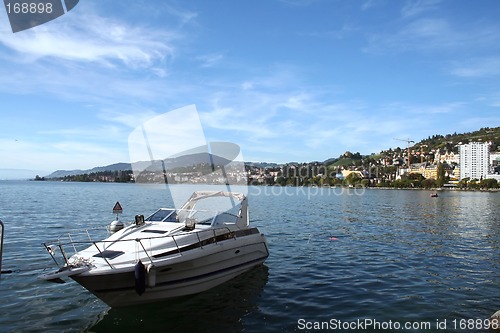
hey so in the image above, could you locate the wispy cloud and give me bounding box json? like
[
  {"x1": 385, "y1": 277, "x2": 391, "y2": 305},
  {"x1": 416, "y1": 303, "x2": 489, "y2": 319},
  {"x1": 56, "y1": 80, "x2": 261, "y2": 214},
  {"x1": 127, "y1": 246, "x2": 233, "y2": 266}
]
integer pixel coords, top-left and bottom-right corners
[
  {"x1": 361, "y1": 0, "x2": 379, "y2": 11},
  {"x1": 298, "y1": 24, "x2": 357, "y2": 40},
  {"x1": 401, "y1": 0, "x2": 443, "y2": 18},
  {"x1": 98, "y1": 108, "x2": 161, "y2": 129},
  {"x1": 450, "y1": 57, "x2": 500, "y2": 78},
  {"x1": 475, "y1": 91, "x2": 500, "y2": 108},
  {"x1": 196, "y1": 53, "x2": 225, "y2": 68},
  {"x1": 0, "y1": 61, "x2": 172, "y2": 105},
  {"x1": 0, "y1": 12, "x2": 176, "y2": 68},
  {"x1": 364, "y1": 18, "x2": 454, "y2": 54},
  {"x1": 1, "y1": 0, "x2": 497, "y2": 170},
  {"x1": 278, "y1": 0, "x2": 319, "y2": 7},
  {"x1": 0, "y1": 137, "x2": 127, "y2": 170},
  {"x1": 399, "y1": 101, "x2": 466, "y2": 114},
  {"x1": 0, "y1": 2, "x2": 193, "y2": 105},
  {"x1": 195, "y1": 67, "x2": 469, "y2": 162},
  {"x1": 364, "y1": 17, "x2": 500, "y2": 55}
]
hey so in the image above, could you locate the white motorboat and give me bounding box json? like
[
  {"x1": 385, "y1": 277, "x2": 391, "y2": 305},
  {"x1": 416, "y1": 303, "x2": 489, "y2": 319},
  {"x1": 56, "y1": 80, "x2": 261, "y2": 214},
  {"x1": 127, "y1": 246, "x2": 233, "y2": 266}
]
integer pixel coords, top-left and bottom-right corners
[{"x1": 39, "y1": 191, "x2": 269, "y2": 308}]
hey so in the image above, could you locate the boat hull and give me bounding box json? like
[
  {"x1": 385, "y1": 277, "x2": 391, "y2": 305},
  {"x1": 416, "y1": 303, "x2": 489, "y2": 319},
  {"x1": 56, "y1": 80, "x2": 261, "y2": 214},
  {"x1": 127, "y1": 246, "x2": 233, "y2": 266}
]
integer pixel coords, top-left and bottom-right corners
[{"x1": 71, "y1": 236, "x2": 268, "y2": 307}]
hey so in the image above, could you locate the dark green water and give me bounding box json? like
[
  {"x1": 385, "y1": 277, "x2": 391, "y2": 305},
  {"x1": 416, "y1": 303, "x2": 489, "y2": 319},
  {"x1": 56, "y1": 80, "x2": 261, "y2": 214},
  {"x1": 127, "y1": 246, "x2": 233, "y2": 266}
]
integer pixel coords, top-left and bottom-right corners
[{"x1": 0, "y1": 181, "x2": 498, "y2": 332}]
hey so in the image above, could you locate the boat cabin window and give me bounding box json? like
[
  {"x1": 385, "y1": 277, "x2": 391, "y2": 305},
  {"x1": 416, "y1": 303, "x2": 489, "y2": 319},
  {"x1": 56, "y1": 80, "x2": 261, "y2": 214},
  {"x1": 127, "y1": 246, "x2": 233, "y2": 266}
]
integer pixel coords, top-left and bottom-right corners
[{"x1": 145, "y1": 209, "x2": 177, "y2": 222}]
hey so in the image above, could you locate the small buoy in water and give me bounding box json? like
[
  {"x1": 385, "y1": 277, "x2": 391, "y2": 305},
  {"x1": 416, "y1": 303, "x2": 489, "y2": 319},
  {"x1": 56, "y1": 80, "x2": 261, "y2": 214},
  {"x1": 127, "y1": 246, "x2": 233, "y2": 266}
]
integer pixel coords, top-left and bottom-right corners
[
  {"x1": 329, "y1": 236, "x2": 338, "y2": 241},
  {"x1": 109, "y1": 220, "x2": 124, "y2": 232}
]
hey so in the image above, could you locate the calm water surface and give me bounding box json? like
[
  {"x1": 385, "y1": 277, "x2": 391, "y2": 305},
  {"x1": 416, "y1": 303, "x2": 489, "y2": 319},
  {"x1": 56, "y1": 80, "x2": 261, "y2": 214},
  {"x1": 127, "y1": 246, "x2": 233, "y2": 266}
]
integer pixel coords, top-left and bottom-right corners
[{"x1": 0, "y1": 181, "x2": 498, "y2": 332}]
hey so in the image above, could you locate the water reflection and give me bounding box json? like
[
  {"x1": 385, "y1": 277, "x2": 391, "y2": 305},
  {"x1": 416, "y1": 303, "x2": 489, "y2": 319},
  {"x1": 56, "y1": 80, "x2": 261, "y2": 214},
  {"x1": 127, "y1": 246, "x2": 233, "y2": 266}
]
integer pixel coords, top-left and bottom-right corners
[{"x1": 86, "y1": 265, "x2": 269, "y2": 333}]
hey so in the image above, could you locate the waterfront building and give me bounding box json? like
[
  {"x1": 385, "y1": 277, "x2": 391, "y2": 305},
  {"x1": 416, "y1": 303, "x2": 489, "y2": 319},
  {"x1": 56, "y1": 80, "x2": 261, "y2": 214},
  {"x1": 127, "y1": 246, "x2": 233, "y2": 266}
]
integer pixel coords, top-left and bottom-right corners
[
  {"x1": 459, "y1": 142, "x2": 490, "y2": 180},
  {"x1": 452, "y1": 167, "x2": 460, "y2": 181},
  {"x1": 341, "y1": 170, "x2": 364, "y2": 179},
  {"x1": 491, "y1": 152, "x2": 500, "y2": 170},
  {"x1": 410, "y1": 162, "x2": 455, "y2": 180},
  {"x1": 434, "y1": 149, "x2": 459, "y2": 165}
]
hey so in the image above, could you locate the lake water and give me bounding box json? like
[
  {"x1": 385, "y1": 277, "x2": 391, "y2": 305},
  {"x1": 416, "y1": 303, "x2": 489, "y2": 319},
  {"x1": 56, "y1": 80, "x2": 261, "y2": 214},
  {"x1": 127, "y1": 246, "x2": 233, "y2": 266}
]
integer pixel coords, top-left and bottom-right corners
[{"x1": 0, "y1": 181, "x2": 498, "y2": 332}]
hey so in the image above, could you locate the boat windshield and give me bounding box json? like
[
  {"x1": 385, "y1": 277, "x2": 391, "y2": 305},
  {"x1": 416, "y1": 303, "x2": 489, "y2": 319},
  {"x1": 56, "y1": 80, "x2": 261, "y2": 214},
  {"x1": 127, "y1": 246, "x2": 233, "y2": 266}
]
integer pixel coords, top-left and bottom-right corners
[{"x1": 145, "y1": 209, "x2": 177, "y2": 222}]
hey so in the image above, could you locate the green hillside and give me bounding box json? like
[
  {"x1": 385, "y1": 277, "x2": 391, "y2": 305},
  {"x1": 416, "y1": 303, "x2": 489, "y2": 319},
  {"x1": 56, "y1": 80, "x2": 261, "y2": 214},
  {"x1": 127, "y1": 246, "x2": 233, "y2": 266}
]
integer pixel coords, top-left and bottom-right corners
[
  {"x1": 416, "y1": 126, "x2": 500, "y2": 153},
  {"x1": 326, "y1": 126, "x2": 500, "y2": 167}
]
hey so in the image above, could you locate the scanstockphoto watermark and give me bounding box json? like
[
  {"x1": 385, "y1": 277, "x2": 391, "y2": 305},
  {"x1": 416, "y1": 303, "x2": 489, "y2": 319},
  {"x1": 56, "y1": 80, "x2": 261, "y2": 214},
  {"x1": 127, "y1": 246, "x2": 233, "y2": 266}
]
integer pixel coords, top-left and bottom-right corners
[
  {"x1": 297, "y1": 318, "x2": 500, "y2": 331},
  {"x1": 281, "y1": 164, "x2": 385, "y2": 180},
  {"x1": 248, "y1": 185, "x2": 366, "y2": 199},
  {"x1": 298, "y1": 318, "x2": 433, "y2": 331}
]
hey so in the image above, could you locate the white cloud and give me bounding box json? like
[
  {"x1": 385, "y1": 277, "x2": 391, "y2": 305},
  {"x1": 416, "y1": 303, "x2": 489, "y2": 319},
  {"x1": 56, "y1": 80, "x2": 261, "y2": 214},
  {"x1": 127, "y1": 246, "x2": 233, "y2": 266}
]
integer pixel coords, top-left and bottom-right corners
[
  {"x1": 450, "y1": 57, "x2": 500, "y2": 78},
  {"x1": 0, "y1": 137, "x2": 127, "y2": 171},
  {"x1": 361, "y1": 0, "x2": 379, "y2": 11},
  {"x1": 475, "y1": 91, "x2": 500, "y2": 108},
  {"x1": 38, "y1": 124, "x2": 123, "y2": 140},
  {"x1": 98, "y1": 108, "x2": 161, "y2": 129},
  {"x1": 0, "y1": 3, "x2": 192, "y2": 107},
  {"x1": 364, "y1": 17, "x2": 500, "y2": 55},
  {"x1": 0, "y1": 10, "x2": 176, "y2": 68},
  {"x1": 200, "y1": 97, "x2": 278, "y2": 140},
  {"x1": 196, "y1": 53, "x2": 225, "y2": 68},
  {"x1": 364, "y1": 18, "x2": 454, "y2": 54},
  {"x1": 399, "y1": 101, "x2": 466, "y2": 114},
  {"x1": 278, "y1": 0, "x2": 318, "y2": 7},
  {"x1": 401, "y1": 0, "x2": 443, "y2": 18},
  {"x1": 298, "y1": 24, "x2": 358, "y2": 40}
]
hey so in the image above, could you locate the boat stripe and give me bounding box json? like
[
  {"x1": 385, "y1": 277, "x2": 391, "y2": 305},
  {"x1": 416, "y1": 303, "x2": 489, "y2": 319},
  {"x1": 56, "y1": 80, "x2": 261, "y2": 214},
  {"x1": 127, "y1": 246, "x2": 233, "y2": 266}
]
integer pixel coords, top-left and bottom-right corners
[
  {"x1": 92, "y1": 253, "x2": 269, "y2": 294},
  {"x1": 152, "y1": 228, "x2": 260, "y2": 259}
]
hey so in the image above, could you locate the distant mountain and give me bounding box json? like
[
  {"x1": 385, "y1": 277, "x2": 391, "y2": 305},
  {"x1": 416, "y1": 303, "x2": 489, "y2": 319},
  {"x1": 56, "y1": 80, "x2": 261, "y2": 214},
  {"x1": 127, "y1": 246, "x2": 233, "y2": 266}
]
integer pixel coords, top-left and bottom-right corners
[
  {"x1": 135, "y1": 153, "x2": 233, "y2": 173},
  {"x1": 244, "y1": 161, "x2": 280, "y2": 169},
  {"x1": 45, "y1": 153, "x2": 234, "y2": 179},
  {"x1": 44, "y1": 126, "x2": 500, "y2": 179},
  {"x1": 46, "y1": 163, "x2": 132, "y2": 178}
]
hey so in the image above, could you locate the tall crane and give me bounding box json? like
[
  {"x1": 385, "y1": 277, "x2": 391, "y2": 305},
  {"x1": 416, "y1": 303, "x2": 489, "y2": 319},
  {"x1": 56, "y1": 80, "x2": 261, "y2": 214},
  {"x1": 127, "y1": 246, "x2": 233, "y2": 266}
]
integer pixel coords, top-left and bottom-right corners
[{"x1": 394, "y1": 138, "x2": 415, "y2": 169}]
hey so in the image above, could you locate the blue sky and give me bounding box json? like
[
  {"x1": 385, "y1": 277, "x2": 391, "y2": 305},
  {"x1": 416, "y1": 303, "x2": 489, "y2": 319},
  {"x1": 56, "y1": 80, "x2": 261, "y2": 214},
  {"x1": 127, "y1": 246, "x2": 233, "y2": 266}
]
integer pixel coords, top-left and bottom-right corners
[{"x1": 0, "y1": 0, "x2": 499, "y2": 177}]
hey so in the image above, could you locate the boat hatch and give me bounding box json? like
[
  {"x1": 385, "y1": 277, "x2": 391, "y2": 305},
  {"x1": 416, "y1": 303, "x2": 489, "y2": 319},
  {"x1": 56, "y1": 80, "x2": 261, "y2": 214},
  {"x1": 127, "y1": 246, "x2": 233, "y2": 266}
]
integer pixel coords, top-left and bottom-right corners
[
  {"x1": 93, "y1": 250, "x2": 124, "y2": 260},
  {"x1": 145, "y1": 209, "x2": 177, "y2": 222}
]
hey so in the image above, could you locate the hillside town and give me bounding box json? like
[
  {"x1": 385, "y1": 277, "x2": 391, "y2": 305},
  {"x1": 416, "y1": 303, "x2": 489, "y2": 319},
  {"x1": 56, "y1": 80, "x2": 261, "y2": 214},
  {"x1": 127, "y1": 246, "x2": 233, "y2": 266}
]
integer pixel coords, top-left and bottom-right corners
[
  {"x1": 44, "y1": 127, "x2": 500, "y2": 189},
  {"x1": 247, "y1": 140, "x2": 499, "y2": 189},
  {"x1": 47, "y1": 141, "x2": 500, "y2": 189}
]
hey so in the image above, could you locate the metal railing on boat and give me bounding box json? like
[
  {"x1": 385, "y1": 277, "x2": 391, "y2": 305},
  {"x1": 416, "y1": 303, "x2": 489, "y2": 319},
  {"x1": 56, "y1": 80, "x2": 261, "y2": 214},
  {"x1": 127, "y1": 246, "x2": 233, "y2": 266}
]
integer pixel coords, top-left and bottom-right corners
[{"x1": 42, "y1": 225, "x2": 238, "y2": 270}]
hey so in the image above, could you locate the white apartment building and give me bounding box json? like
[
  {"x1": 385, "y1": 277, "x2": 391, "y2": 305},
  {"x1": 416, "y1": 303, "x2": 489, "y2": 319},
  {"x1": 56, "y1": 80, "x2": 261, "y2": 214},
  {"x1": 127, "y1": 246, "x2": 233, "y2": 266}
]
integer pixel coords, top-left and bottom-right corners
[{"x1": 459, "y1": 142, "x2": 490, "y2": 180}]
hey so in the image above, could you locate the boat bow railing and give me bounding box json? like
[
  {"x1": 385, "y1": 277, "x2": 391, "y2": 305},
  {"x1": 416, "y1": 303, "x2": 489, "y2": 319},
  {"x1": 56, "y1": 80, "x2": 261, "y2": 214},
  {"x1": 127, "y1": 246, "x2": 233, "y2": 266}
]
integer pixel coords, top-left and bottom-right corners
[{"x1": 42, "y1": 225, "x2": 238, "y2": 270}]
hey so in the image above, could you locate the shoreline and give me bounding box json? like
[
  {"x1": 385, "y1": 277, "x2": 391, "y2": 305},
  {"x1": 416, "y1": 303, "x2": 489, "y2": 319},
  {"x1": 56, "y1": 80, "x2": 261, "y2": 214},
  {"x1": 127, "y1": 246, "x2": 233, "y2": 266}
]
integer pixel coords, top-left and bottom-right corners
[{"x1": 4, "y1": 179, "x2": 499, "y2": 192}]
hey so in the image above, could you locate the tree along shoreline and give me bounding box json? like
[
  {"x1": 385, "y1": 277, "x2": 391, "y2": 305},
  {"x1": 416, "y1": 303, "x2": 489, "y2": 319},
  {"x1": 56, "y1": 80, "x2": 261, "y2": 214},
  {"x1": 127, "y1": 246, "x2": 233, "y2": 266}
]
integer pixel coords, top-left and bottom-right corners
[{"x1": 35, "y1": 170, "x2": 499, "y2": 191}]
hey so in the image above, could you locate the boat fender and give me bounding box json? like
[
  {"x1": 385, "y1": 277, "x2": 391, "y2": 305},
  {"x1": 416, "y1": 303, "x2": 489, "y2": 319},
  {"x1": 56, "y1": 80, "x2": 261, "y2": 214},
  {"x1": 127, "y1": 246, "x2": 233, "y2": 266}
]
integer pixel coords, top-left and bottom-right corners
[
  {"x1": 146, "y1": 263, "x2": 157, "y2": 288},
  {"x1": 134, "y1": 260, "x2": 146, "y2": 296}
]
